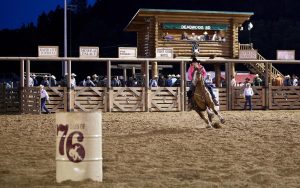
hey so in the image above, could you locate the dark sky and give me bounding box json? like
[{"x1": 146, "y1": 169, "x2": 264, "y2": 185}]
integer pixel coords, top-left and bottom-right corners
[{"x1": 0, "y1": 0, "x2": 95, "y2": 29}]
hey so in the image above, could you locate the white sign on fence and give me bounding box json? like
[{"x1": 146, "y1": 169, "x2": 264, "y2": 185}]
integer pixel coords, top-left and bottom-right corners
[
  {"x1": 118, "y1": 47, "x2": 137, "y2": 58},
  {"x1": 38, "y1": 46, "x2": 59, "y2": 57},
  {"x1": 156, "y1": 48, "x2": 173, "y2": 59},
  {"x1": 277, "y1": 50, "x2": 295, "y2": 60},
  {"x1": 79, "y1": 46, "x2": 99, "y2": 58},
  {"x1": 239, "y1": 50, "x2": 257, "y2": 60}
]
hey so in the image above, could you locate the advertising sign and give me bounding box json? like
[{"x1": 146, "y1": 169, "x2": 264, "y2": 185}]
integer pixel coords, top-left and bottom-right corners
[
  {"x1": 38, "y1": 46, "x2": 59, "y2": 57},
  {"x1": 156, "y1": 48, "x2": 173, "y2": 59},
  {"x1": 277, "y1": 50, "x2": 295, "y2": 60},
  {"x1": 239, "y1": 50, "x2": 257, "y2": 60},
  {"x1": 118, "y1": 47, "x2": 137, "y2": 58},
  {"x1": 79, "y1": 46, "x2": 99, "y2": 58}
]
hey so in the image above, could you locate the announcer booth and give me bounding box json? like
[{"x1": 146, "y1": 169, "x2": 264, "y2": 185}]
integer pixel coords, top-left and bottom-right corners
[{"x1": 124, "y1": 9, "x2": 253, "y2": 110}]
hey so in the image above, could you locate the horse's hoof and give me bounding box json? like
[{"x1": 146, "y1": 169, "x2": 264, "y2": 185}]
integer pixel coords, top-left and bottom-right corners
[
  {"x1": 220, "y1": 118, "x2": 225, "y2": 124},
  {"x1": 206, "y1": 125, "x2": 213, "y2": 129}
]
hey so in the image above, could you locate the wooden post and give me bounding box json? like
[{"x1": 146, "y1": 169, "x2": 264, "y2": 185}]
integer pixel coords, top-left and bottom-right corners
[
  {"x1": 264, "y1": 62, "x2": 270, "y2": 110},
  {"x1": 180, "y1": 61, "x2": 185, "y2": 112},
  {"x1": 151, "y1": 61, "x2": 158, "y2": 78},
  {"x1": 20, "y1": 60, "x2": 24, "y2": 88},
  {"x1": 26, "y1": 60, "x2": 30, "y2": 87},
  {"x1": 123, "y1": 68, "x2": 127, "y2": 81},
  {"x1": 145, "y1": 60, "x2": 149, "y2": 112},
  {"x1": 214, "y1": 64, "x2": 221, "y2": 87},
  {"x1": 132, "y1": 67, "x2": 136, "y2": 78},
  {"x1": 107, "y1": 60, "x2": 112, "y2": 112},
  {"x1": 225, "y1": 62, "x2": 233, "y2": 110},
  {"x1": 67, "y1": 60, "x2": 72, "y2": 112}
]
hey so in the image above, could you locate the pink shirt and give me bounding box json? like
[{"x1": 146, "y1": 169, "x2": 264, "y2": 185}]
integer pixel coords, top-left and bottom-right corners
[{"x1": 187, "y1": 63, "x2": 207, "y2": 81}]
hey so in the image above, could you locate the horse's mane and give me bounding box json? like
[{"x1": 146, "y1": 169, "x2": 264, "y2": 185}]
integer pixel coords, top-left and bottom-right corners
[{"x1": 192, "y1": 67, "x2": 203, "y2": 86}]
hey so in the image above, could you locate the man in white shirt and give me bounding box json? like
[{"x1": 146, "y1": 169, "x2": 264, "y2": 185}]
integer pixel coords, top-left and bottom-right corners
[{"x1": 40, "y1": 85, "x2": 50, "y2": 114}]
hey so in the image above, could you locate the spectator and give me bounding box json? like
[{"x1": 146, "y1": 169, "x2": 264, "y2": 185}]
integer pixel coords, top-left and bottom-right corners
[
  {"x1": 40, "y1": 85, "x2": 50, "y2": 114},
  {"x1": 31, "y1": 74, "x2": 39, "y2": 86},
  {"x1": 49, "y1": 75, "x2": 57, "y2": 87},
  {"x1": 84, "y1": 76, "x2": 95, "y2": 87},
  {"x1": 28, "y1": 75, "x2": 34, "y2": 87},
  {"x1": 41, "y1": 76, "x2": 50, "y2": 87},
  {"x1": 243, "y1": 83, "x2": 254, "y2": 111},
  {"x1": 165, "y1": 75, "x2": 173, "y2": 87},
  {"x1": 231, "y1": 75, "x2": 237, "y2": 87},
  {"x1": 292, "y1": 74, "x2": 298, "y2": 86},
  {"x1": 158, "y1": 75, "x2": 166, "y2": 87},
  {"x1": 71, "y1": 73, "x2": 77, "y2": 88},
  {"x1": 92, "y1": 74, "x2": 99, "y2": 85},
  {"x1": 173, "y1": 74, "x2": 181, "y2": 87},
  {"x1": 283, "y1": 75, "x2": 292, "y2": 86},
  {"x1": 274, "y1": 74, "x2": 283, "y2": 86},
  {"x1": 150, "y1": 75, "x2": 158, "y2": 88},
  {"x1": 253, "y1": 74, "x2": 263, "y2": 86},
  {"x1": 181, "y1": 32, "x2": 189, "y2": 40},
  {"x1": 212, "y1": 31, "x2": 221, "y2": 41},
  {"x1": 119, "y1": 76, "x2": 126, "y2": 87}
]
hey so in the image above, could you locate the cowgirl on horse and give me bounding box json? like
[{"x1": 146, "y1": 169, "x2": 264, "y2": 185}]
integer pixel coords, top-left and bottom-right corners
[{"x1": 187, "y1": 57, "x2": 219, "y2": 110}]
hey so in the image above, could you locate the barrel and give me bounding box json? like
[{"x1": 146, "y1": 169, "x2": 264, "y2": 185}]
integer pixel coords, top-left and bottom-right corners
[{"x1": 56, "y1": 112, "x2": 102, "y2": 183}]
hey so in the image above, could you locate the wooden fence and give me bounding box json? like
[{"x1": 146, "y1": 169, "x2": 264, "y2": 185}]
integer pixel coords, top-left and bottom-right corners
[
  {"x1": 20, "y1": 87, "x2": 41, "y2": 114},
  {"x1": 269, "y1": 86, "x2": 300, "y2": 110},
  {"x1": 232, "y1": 86, "x2": 265, "y2": 110},
  {"x1": 2, "y1": 86, "x2": 300, "y2": 114},
  {"x1": 0, "y1": 84, "x2": 20, "y2": 113},
  {"x1": 74, "y1": 87, "x2": 106, "y2": 112},
  {"x1": 150, "y1": 87, "x2": 181, "y2": 111},
  {"x1": 109, "y1": 87, "x2": 145, "y2": 112}
]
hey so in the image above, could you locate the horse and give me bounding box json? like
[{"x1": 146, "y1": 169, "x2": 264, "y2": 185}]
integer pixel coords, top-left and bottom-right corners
[{"x1": 191, "y1": 69, "x2": 225, "y2": 128}]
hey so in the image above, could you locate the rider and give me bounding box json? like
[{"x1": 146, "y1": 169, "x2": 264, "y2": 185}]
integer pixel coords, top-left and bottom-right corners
[{"x1": 187, "y1": 57, "x2": 219, "y2": 109}]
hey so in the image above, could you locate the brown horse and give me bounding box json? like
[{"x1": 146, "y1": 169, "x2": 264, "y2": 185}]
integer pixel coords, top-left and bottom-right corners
[{"x1": 192, "y1": 69, "x2": 225, "y2": 128}]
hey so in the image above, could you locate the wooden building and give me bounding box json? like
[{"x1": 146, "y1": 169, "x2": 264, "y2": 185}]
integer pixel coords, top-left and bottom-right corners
[{"x1": 124, "y1": 9, "x2": 253, "y2": 58}]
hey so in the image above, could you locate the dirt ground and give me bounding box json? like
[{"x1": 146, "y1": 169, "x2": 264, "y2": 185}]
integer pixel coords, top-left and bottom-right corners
[{"x1": 0, "y1": 110, "x2": 300, "y2": 188}]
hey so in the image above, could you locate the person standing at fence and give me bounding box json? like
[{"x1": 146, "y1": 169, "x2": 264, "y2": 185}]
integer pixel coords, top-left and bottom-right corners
[
  {"x1": 40, "y1": 85, "x2": 50, "y2": 114},
  {"x1": 243, "y1": 83, "x2": 254, "y2": 111}
]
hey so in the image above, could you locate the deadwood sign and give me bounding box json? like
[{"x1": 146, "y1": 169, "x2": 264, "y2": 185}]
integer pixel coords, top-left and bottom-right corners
[
  {"x1": 74, "y1": 87, "x2": 106, "y2": 112},
  {"x1": 269, "y1": 86, "x2": 300, "y2": 110},
  {"x1": 150, "y1": 87, "x2": 181, "y2": 111},
  {"x1": 110, "y1": 87, "x2": 145, "y2": 112},
  {"x1": 45, "y1": 87, "x2": 66, "y2": 112},
  {"x1": 231, "y1": 86, "x2": 265, "y2": 110}
]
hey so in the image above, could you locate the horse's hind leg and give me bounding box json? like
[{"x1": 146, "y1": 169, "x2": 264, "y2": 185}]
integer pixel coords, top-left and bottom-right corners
[
  {"x1": 195, "y1": 107, "x2": 213, "y2": 128},
  {"x1": 206, "y1": 108, "x2": 214, "y2": 122}
]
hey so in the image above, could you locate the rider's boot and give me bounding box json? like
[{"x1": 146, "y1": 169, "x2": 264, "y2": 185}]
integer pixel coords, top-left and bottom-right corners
[{"x1": 213, "y1": 98, "x2": 219, "y2": 106}]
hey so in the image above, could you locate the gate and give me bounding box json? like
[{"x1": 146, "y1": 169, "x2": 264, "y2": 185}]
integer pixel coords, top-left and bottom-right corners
[
  {"x1": 150, "y1": 87, "x2": 181, "y2": 111},
  {"x1": 45, "y1": 87, "x2": 66, "y2": 112},
  {"x1": 232, "y1": 86, "x2": 265, "y2": 110},
  {"x1": 0, "y1": 84, "x2": 20, "y2": 113},
  {"x1": 74, "y1": 87, "x2": 107, "y2": 112},
  {"x1": 21, "y1": 87, "x2": 41, "y2": 114},
  {"x1": 110, "y1": 87, "x2": 145, "y2": 112},
  {"x1": 269, "y1": 86, "x2": 300, "y2": 110}
]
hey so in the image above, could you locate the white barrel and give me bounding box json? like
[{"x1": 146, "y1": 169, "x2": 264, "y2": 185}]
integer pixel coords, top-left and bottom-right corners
[{"x1": 56, "y1": 112, "x2": 102, "y2": 183}]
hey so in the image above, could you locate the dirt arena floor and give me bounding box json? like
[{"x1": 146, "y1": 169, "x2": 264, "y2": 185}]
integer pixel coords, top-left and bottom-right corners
[{"x1": 1, "y1": 110, "x2": 300, "y2": 188}]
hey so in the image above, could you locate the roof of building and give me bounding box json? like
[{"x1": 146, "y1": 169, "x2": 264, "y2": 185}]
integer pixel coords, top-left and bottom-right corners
[{"x1": 125, "y1": 9, "x2": 254, "y2": 31}]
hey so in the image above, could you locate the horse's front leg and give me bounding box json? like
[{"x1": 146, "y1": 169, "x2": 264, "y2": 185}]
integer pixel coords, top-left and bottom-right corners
[
  {"x1": 211, "y1": 108, "x2": 225, "y2": 124},
  {"x1": 195, "y1": 107, "x2": 212, "y2": 128}
]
